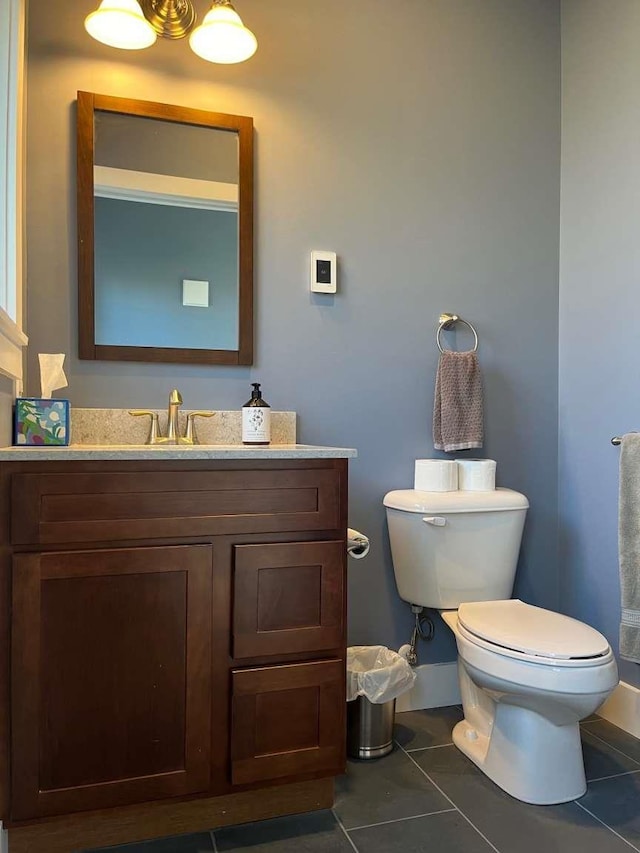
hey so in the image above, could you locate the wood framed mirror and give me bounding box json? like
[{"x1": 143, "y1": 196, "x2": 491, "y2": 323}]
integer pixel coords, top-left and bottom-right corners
[{"x1": 77, "y1": 92, "x2": 253, "y2": 365}]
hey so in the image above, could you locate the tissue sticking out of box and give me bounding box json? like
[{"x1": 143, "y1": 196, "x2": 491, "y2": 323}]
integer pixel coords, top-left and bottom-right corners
[{"x1": 39, "y1": 353, "x2": 68, "y2": 399}]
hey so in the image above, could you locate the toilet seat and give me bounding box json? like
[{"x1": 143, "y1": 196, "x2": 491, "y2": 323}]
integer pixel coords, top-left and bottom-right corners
[{"x1": 457, "y1": 600, "x2": 612, "y2": 667}]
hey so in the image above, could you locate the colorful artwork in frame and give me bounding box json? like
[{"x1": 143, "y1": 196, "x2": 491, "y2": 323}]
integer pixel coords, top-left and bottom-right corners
[{"x1": 14, "y1": 398, "x2": 70, "y2": 446}]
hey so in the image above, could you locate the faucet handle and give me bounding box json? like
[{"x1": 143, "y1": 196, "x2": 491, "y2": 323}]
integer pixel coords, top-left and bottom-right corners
[
  {"x1": 184, "y1": 411, "x2": 215, "y2": 445},
  {"x1": 128, "y1": 410, "x2": 161, "y2": 445}
]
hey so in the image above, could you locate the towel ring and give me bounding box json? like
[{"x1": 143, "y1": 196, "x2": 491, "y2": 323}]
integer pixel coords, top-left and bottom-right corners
[{"x1": 437, "y1": 313, "x2": 479, "y2": 354}]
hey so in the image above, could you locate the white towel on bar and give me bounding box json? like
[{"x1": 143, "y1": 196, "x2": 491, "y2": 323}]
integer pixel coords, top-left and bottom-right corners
[{"x1": 618, "y1": 433, "x2": 640, "y2": 663}]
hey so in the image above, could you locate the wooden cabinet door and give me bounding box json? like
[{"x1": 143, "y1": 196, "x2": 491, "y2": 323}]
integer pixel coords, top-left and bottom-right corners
[
  {"x1": 11, "y1": 545, "x2": 212, "y2": 820},
  {"x1": 233, "y1": 541, "x2": 344, "y2": 659},
  {"x1": 230, "y1": 659, "x2": 345, "y2": 785}
]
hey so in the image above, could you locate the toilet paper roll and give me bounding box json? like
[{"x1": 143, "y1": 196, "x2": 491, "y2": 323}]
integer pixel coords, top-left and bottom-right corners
[
  {"x1": 414, "y1": 459, "x2": 458, "y2": 492},
  {"x1": 347, "y1": 528, "x2": 370, "y2": 560},
  {"x1": 456, "y1": 459, "x2": 496, "y2": 491}
]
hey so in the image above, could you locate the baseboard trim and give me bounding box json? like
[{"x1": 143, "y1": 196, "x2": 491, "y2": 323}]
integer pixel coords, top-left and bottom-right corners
[
  {"x1": 396, "y1": 661, "x2": 461, "y2": 712},
  {"x1": 6, "y1": 779, "x2": 333, "y2": 853},
  {"x1": 597, "y1": 679, "x2": 640, "y2": 738},
  {"x1": 395, "y1": 666, "x2": 640, "y2": 738}
]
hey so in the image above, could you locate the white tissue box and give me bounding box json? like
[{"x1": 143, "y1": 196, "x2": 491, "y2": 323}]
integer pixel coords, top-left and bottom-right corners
[{"x1": 14, "y1": 398, "x2": 70, "y2": 446}]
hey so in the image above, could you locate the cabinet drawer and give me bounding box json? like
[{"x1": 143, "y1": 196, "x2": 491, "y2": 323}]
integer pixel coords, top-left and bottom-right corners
[
  {"x1": 11, "y1": 468, "x2": 341, "y2": 544},
  {"x1": 233, "y1": 541, "x2": 344, "y2": 659},
  {"x1": 230, "y1": 660, "x2": 345, "y2": 785}
]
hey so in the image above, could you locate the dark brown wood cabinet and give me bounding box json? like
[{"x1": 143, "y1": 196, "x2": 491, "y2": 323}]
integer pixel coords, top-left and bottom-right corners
[
  {"x1": 231, "y1": 659, "x2": 345, "y2": 785},
  {"x1": 232, "y1": 540, "x2": 344, "y2": 659},
  {"x1": 0, "y1": 457, "x2": 348, "y2": 850},
  {"x1": 11, "y1": 545, "x2": 213, "y2": 820}
]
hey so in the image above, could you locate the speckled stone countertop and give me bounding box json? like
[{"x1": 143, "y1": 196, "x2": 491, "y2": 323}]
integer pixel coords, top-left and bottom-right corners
[
  {"x1": 0, "y1": 444, "x2": 357, "y2": 461},
  {"x1": 1, "y1": 407, "x2": 356, "y2": 460}
]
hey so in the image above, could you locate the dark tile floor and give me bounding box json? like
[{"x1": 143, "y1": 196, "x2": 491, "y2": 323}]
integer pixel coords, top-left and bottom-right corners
[{"x1": 87, "y1": 708, "x2": 640, "y2": 853}]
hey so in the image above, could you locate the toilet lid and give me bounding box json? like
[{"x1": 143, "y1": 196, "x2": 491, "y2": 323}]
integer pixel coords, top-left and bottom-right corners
[{"x1": 457, "y1": 600, "x2": 610, "y2": 660}]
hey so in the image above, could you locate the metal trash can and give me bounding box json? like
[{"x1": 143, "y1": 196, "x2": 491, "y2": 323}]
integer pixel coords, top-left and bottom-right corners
[{"x1": 347, "y1": 696, "x2": 396, "y2": 759}]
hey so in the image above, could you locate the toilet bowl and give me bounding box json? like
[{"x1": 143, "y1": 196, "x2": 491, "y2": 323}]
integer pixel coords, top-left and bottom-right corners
[
  {"x1": 383, "y1": 486, "x2": 619, "y2": 805},
  {"x1": 442, "y1": 602, "x2": 618, "y2": 804}
]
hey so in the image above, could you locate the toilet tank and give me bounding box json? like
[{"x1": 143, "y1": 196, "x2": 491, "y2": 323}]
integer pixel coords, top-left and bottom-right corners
[{"x1": 383, "y1": 488, "x2": 529, "y2": 609}]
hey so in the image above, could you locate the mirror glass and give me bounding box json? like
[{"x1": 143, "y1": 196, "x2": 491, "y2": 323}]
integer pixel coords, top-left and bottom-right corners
[
  {"x1": 77, "y1": 93, "x2": 253, "y2": 365},
  {"x1": 94, "y1": 112, "x2": 239, "y2": 350}
]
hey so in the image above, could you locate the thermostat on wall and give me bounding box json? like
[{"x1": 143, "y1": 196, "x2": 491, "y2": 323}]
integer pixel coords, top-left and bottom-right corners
[{"x1": 310, "y1": 251, "x2": 337, "y2": 293}]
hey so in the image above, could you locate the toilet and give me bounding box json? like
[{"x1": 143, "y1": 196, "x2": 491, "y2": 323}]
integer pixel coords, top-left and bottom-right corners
[{"x1": 383, "y1": 487, "x2": 619, "y2": 805}]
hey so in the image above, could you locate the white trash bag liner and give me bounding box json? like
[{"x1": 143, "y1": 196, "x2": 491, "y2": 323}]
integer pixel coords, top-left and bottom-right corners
[{"x1": 346, "y1": 645, "x2": 416, "y2": 704}]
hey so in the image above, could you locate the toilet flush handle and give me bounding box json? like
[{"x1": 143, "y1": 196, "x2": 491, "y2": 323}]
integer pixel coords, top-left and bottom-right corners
[{"x1": 422, "y1": 516, "x2": 446, "y2": 526}]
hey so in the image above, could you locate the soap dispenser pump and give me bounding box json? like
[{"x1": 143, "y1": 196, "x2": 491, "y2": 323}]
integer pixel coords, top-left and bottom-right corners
[{"x1": 242, "y1": 383, "x2": 271, "y2": 445}]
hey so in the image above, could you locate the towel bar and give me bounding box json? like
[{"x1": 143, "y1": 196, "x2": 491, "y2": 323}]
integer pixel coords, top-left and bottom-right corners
[{"x1": 437, "y1": 313, "x2": 479, "y2": 354}]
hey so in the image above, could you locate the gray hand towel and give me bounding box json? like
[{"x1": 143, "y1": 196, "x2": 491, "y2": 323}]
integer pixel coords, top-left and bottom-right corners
[
  {"x1": 619, "y1": 433, "x2": 640, "y2": 663},
  {"x1": 433, "y1": 351, "x2": 484, "y2": 452}
]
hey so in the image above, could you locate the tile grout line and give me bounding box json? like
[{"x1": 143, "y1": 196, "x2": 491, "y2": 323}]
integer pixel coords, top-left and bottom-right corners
[
  {"x1": 405, "y1": 742, "x2": 455, "y2": 753},
  {"x1": 588, "y1": 768, "x2": 640, "y2": 784},
  {"x1": 332, "y1": 808, "x2": 361, "y2": 853},
  {"x1": 582, "y1": 727, "x2": 640, "y2": 767},
  {"x1": 210, "y1": 829, "x2": 219, "y2": 853},
  {"x1": 575, "y1": 801, "x2": 640, "y2": 853},
  {"x1": 397, "y1": 742, "x2": 503, "y2": 853},
  {"x1": 346, "y1": 807, "x2": 457, "y2": 832}
]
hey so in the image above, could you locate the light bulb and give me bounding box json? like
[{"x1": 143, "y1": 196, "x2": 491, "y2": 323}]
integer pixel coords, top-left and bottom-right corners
[
  {"x1": 84, "y1": 0, "x2": 157, "y2": 50},
  {"x1": 189, "y1": 3, "x2": 257, "y2": 64}
]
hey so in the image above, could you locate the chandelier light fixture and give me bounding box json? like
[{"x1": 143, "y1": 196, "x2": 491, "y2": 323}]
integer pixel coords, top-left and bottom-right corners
[{"x1": 84, "y1": 0, "x2": 257, "y2": 63}]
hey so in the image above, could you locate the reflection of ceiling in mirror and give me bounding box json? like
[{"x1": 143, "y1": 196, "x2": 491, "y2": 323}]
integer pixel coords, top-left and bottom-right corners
[
  {"x1": 94, "y1": 166, "x2": 238, "y2": 212},
  {"x1": 94, "y1": 111, "x2": 239, "y2": 184}
]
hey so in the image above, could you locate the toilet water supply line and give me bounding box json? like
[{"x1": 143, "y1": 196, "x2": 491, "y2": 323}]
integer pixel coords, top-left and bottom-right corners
[{"x1": 402, "y1": 605, "x2": 435, "y2": 666}]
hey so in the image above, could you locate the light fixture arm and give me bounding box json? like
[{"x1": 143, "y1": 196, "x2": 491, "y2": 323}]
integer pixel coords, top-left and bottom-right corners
[{"x1": 139, "y1": 0, "x2": 197, "y2": 38}]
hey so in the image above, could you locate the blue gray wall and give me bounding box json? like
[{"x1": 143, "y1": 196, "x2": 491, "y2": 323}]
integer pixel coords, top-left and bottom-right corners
[
  {"x1": 560, "y1": 0, "x2": 640, "y2": 687},
  {"x1": 94, "y1": 198, "x2": 238, "y2": 350},
  {"x1": 26, "y1": 0, "x2": 561, "y2": 661}
]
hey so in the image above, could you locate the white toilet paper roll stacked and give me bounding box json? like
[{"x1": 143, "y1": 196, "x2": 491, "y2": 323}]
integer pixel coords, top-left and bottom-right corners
[
  {"x1": 414, "y1": 459, "x2": 458, "y2": 492},
  {"x1": 456, "y1": 459, "x2": 496, "y2": 491}
]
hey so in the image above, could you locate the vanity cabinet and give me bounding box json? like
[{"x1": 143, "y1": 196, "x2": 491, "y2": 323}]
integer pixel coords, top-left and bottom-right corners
[
  {"x1": 0, "y1": 456, "x2": 349, "y2": 849},
  {"x1": 11, "y1": 545, "x2": 213, "y2": 820}
]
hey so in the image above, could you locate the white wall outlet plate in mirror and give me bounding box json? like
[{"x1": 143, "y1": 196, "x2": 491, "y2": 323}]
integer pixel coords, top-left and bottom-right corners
[{"x1": 182, "y1": 279, "x2": 210, "y2": 308}]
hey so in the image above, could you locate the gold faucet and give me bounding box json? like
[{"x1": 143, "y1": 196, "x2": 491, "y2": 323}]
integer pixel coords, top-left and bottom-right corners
[
  {"x1": 165, "y1": 389, "x2": 183, "y2": 443},
  {"x1": 129, "y1": 389, "x2": 214, "y2": 445}
]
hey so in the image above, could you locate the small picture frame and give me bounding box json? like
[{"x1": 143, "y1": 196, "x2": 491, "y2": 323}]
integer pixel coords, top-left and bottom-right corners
[{"x1": 14, "y1": 398, "x2": 70, "y2": 446}]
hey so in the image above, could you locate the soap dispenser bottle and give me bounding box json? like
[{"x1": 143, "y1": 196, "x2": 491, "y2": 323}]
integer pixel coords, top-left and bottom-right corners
[{"x1": 242, "y1": 383, "x2": 271, "y2": 445}]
